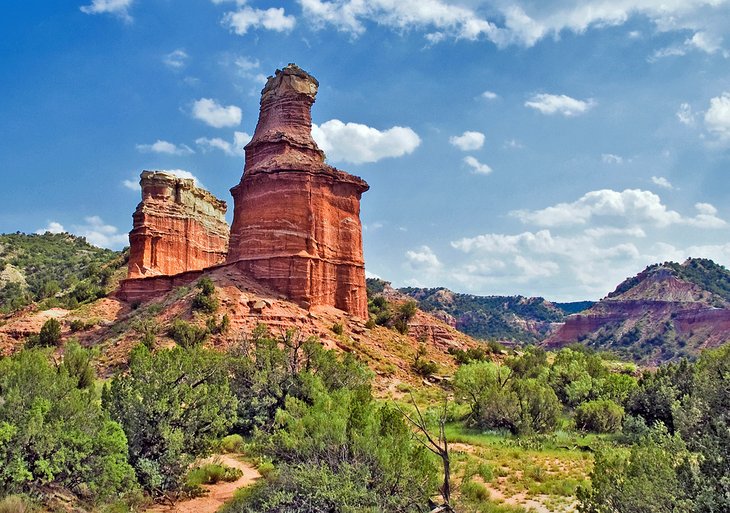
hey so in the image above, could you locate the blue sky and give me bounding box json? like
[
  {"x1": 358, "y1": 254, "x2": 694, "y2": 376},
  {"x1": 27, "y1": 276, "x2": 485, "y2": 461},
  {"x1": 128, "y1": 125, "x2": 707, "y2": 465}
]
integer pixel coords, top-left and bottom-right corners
[{"x1": 1, "y1": 0, "x2": 729, "y2": 301}]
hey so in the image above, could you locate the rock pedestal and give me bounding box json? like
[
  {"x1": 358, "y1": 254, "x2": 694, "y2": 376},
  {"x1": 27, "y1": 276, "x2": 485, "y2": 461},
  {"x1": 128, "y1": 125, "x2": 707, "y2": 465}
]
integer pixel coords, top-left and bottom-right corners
[
  {"x1": 227, "y1": 64, "x2": 369, "y2": 318},
  {"x1": 127, "y1": 171, "x2": 229, "y2": 278}
]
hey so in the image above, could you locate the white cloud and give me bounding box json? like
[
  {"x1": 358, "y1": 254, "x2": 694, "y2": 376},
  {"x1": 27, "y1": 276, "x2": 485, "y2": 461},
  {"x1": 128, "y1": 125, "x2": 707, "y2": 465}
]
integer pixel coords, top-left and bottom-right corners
[
  {"x1": 196, "y1": 131, "x2": 251, "y2": 157},
  {"x1": 80, "y1": 0, "x2": 133, "y2": 21},
  {"x1": 300, "y1": 0, "x2": 730, "y2": 52},
  {"x1": 222, "y1": 6, "x2": 296, "y2": 35},
  {"x1": 299, "y1": 0, "x2": 500, "y2": 42},
  {"x1": 503, "y1": 139, "x2": 524, "y2": 149},
  {"x1": 163, "y1": 49, "x2": 188, "y2": 69},
  {"x1": 36, "y1": 221, "x2": 66, "y2": 235},
  {"x1": 677, "y1": 103, "x2": 696, "y2": 126},
  {"x1": 601, "y1": 153, "x2": 623, "y2": 164},
  {"x1": 191, "y1": 98, "x2": 242, "y2": 128},
  {"x1": 71, "y1": 216, "x2": 128, "y2": 249},
  {"x1": 136, "y1": 140, "x2": 194, "y2": 156},
  {"x1": 463, "y1": 156, "x2": 492, "y2": 175},
  {"x1": 651, "y1": 176, "x2": 674, "y2": 189},
  {"x1": 686, "y1": 31, "x2": 724, "y2": 54},
  {"x1": 311, "y1": 119, "x2": 420, "y2": 164},
  {"x1": 481, "y1": 90, "x2": 498, "y2": 100},
  {"x1": 449, "y1": 131, "x2": 485, "y2": 151},
  {"x1": 704, "y1": 92, "x2": 730, "y2": 141},
  {"x1": 123, "y1": 179, "x2": 140, "y2": 191},
  {"x1": 525, "y1": 93, "x2": 595, "y2": 116},
  {"x1": 510, "y1": 189, "x2": 725, "y2": 229},
  {"x1": 405, "y1": 245, "x2": 441, "y2": 271}
]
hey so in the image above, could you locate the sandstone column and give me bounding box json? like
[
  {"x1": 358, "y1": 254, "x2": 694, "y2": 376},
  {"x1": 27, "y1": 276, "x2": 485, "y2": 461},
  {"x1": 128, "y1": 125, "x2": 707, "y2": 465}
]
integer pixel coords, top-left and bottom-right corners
[
  {"x1": 227, "y1": 64, "x2": 369, "y2": 318},
  {"x1": 127, "y1": 171, "x2": 229, "y2": 278}
]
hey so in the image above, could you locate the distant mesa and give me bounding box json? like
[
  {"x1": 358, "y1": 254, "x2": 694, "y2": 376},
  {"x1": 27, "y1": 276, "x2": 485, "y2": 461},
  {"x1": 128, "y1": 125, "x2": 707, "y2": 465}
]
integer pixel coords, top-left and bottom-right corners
[{"x1": 118, "y1": 64, "x2": 370, "y2": 318}]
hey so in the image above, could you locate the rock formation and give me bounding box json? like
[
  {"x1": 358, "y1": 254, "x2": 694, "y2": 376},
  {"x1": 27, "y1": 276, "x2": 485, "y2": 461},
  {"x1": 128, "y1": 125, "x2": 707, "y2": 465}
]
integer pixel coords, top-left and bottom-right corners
[
  {"x1": 227, "y1": 64, "x2": 370, "y2": 318},
  {"x1": 127, "y1": 171, "x2": 229, "y2": 278},
  {"x1": 544, "y1": 259, "x2": 730, "y2": 363}
]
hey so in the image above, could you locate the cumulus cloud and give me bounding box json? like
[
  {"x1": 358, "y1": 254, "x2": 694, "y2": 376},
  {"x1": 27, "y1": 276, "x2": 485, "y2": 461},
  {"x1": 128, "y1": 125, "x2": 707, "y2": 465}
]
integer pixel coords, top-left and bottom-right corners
[
  {"x1": 71, "y1": 216, "x2": 128, "y2": 249},
  {"x1": 300, "y1": 0, "x2": 500, "y2": 42},
  {"x1": 525, "y1": 93, "x2": 595, "y2": 116},
  {"x1": 449, "y1": 131, "x2": 485, "y2": 151},
  {"x1": 405, "y1": 245, "x2": 441, "y2": 271},
  {"x1": 704, "y1": 92, "x2": 730, "y2": 141},
  {"x1": 601, "y1": 153, "x2": 623, "y2": 164},
  {"x1": 196, "y1": 131, "x2": 251, "y2": 157},
  {"x1": 80, "y1": 0, "x2": 133, "y2": 21},
  {"x1": 122, "y1": 179, "x2": 140, "y2": 191},
  {"x1": 651, "y1": 176, "x2": 674, "y2": 189},
  {"x1": 222, "y1": 5, "x2": 296, "y2": 35},
  {"x1": 36, "y1": 221, "x2": 66, "y2": 235},
  {"x1": 192, "y1": 98, "x2": 242, "y2": 128},
  {"x1": 299, "y1": 0, "x2": 730, "y2": 51},
  {"x1": 463, "y1": 156, "x2": 492, "y2": 175},
  {"x1": 481, "y1": 90, "x2": 498, "y2": 100},
  {"x1": 136, "y1": 140, "x2": 194, "y2": 156},
  {"x1": 510, "y1": 189, "x2": 725, "y2": 229},
  {"x1": 38, "y1": 217, "x2": 128, "y2": 249},
  {"x1": 311, "y1": 119, "x2": 420, "y2": 164},
  {"x1": 163, "y1": 49, "x2": 188, "y2": 69}
]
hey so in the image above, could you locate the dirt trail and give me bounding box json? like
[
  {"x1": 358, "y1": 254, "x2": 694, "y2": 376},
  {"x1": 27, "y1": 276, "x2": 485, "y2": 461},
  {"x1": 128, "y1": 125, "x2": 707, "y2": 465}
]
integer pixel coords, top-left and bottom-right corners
[{"x1": 146, "y1": 454, "x2": 260, "y2": 513}]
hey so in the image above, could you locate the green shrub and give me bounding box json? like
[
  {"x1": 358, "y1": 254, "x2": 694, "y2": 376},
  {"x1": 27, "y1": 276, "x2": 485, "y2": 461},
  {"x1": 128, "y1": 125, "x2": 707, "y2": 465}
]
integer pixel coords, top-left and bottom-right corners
[
  {"x1": 575, "y1": 399, "x2": 624, "y2": 433},
  {"x1": 461, "y1": 480, "x2": 490, "y2": 501},
  {"x1": 257, "y1": 461, "x2": 275, "y2": 478},
  {"x1": 38, "y1": 318, "x2": 62, "y2": 347},
  {"x1": 331, "y1": 322, "x2": 344, "y2": 335},
  {"x1": 364, "y1": 318, "x2": 376, "y2": 329},
  {"x1": 192, "y1": 277, "x2": 218, "y2": 313},
  {"x1": 186, "y1": 463, "x2": 242, "y2": 487},
  {"x1": 411, "y1": 344, "x2": 437, "y2": 377},
  {"x1": 220, "y1": 434, "x2": 245, "y2": 453},
  {"x1": 193, "y1": 293, "x2": 219, "y2": 314},
  {"x1": 103, "y1": 345, "x2": 237, "y2": 494},
  {"x1": 69, "y1": 319, "x2": 86, "y2": 332},
  {"x1": 0, "y1": 349, "x2": 137, "y2": 499},
  {"x1": 168, "y1": 319, "x2": 208, "y2": 348}
]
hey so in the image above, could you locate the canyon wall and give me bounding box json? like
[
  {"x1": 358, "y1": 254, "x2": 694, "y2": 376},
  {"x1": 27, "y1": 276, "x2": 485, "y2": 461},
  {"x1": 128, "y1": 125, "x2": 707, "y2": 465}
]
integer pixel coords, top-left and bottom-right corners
[
  {"x1": 127, "y1": 171, "x2": 229, "y2": 278},
  {"x1": 227, "y1": 64, "x2": 369, "y2": 318}
]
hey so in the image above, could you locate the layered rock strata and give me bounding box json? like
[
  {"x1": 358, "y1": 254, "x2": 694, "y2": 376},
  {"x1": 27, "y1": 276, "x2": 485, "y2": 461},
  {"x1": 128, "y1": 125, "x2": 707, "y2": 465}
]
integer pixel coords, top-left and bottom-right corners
[
  {"x1": 227, "y1": 64, "x2": 369, "y2": 318},
  {"x1": 127, "y1": 171, "x2": 229, "y2": 278}
]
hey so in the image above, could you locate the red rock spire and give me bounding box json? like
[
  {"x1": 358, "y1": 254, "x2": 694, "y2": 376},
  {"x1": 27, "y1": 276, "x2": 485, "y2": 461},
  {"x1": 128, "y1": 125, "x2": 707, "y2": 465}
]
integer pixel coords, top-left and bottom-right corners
[{"x1": 227, "y1": 64, "x2": 370, "y2": 318}]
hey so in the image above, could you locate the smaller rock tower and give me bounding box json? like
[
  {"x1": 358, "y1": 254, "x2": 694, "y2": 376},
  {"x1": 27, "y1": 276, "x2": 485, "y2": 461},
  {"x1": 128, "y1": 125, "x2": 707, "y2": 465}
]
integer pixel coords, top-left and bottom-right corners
[
  {"x1": 127, "y1": 171, "x2": 229, "y2": 278},
  {"x1": 227, "y1": 64, "x2": 369, "y2": 318}
]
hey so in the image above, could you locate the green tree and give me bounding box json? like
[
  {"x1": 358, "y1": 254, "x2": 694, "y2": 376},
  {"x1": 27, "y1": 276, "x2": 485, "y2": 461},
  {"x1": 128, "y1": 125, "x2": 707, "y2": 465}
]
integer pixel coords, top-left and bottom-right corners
[
  {"x1": 38, "y1": 318, "x2": 62, "y2": 347},
  {"x1": 103, "y1": 345, "x2": 237, "y2": 495},
  {"x1": 575, "y1": 399, "x2": 624, "y2": 433},
  {"x1": 578, "y1": 425, "x2": 694, "y2": 513},
  {"x1": 674, "y1": 345, "x2": 730, "y2": 512},
  {"x1": 0, "y1": 349, "x2": 137, "y2": 500},
  {"x1": 237, "y1": 384, "x2": 437, "y2": 512}
]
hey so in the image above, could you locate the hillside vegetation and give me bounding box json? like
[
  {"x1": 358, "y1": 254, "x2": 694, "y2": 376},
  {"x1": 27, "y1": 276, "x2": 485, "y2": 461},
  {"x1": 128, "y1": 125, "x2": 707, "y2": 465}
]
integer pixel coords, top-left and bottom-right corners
[
  {"x1": 399, "y1": 285, "x2": 592, "y2": 343},
  {"x1": 0, "y1": 232, "x2": 125, "y2": 313}
]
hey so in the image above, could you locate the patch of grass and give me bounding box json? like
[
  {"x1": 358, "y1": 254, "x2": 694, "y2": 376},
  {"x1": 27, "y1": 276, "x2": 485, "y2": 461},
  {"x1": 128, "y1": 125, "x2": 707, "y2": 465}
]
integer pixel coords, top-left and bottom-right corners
[
  {"x1": 461, "y1": 480, "x2": 491, "y2": 501},
  {"x1": 0, "y1": 495, "x2": 34, "y2": 513}
]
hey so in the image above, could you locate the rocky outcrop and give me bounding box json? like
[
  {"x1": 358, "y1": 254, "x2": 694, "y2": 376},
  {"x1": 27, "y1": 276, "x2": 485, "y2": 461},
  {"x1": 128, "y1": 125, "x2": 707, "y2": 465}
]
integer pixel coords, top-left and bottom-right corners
[
  {"x1": 127, "y1": 171, "x2": 229, "y2": 278},
  {"x1": 227, "y1": 64, "x2": 369, "y2": 318},
  {"x1": 544, "y1": 260, "x2": 730, "y2": 363}
]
